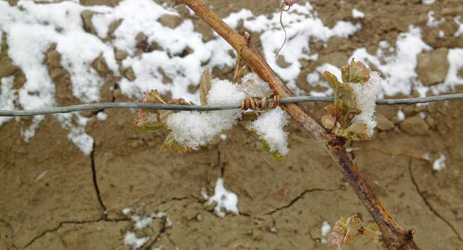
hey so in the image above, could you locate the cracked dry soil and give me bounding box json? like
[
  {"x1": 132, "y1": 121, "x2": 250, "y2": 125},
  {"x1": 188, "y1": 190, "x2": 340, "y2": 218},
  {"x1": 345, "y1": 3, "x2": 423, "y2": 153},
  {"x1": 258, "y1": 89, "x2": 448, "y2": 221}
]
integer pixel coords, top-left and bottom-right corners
[{"x1": 1, "y1": 0, "x2": 463, "y2": 249}]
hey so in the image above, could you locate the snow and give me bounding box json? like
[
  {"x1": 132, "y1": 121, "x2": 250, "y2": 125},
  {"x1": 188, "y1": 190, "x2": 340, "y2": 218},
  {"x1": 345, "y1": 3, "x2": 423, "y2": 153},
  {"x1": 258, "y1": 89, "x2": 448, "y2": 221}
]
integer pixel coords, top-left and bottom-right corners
[
  {"x1": 433, "y1": 154, "x2": 446, "y2": 171},
  {"x1": 56, "y1": 113, "x2": 94, "y2": 155},
  {"x1": 122, "y1": 208, "x2": 132, "y2": 215},
  {"x1": 320, "y1": 221, "x2": 331, "y2": 244},
  {"x1": 207, "y1": 178, "x2": 239, "y2": 218},
  {"x1": 166, "y1": 74, "x2": 275, "y2": 149},
  {"x1": 427, "y1": 11, "x2": 445, "y2": 38},
  {"x1": 250, "y1": 107, "x2": 290, "y2": 156},
  {"x1": 443, "y1": 49, "x2": 463, "y2": 88},
  {"x1": 96, "y1": 112, "x2": 108, "y2": 121},
  {"x1": 219, "y1": 134, "x2": 227, "y2": 140},
  {"x1": 397, "y1": 109, "x2": 406, "y2": 121},
  {"x1": 421, "y1": 152, "x2": 430, "y2": 161},
  {"x1": 306, "y1": 64, "x2": 340, "y2": 96},
  {"x1": 349, "y1": 72, "x2": 383, "y2": 137},
  {"x1": 455, "y1": 16, "x2": 463, "y2": 37},
  {"x1": 0, "y1": 76, "x2": 16, "y2": 126},
  {"x1": 123, "y1": 232, "x2": 149, "y2": 250},
  {"x1": 1, "y1": 0, "x2": 462, "y2": 154},
  {"x1": 131, "y1": 214, "x2": 153, "y2": 230},
  {"x1": 352, "y1": 9, "x2": 365, "y2": 19},
  {"x1": 351, "y1": 26, "x2": 431, "y2": 97},
  {"x1": 155, "y1": 212, "x2": 173, "y2": 227},
  {"x1": 166, "y1": 79, "x2": 244, "y2": 149},
  {"x1": 422, "y1": 0, "x2": 435, "y2": 4},
  {"x1": 427, "y1": 11, "x2": 444, "y2": 28},
  {"x1": 0, "y1": 0, "x2": 115, "y2": 151},
  {"x1": 238, "y1": 73, "x2": 273, "y2": 98},
  {"x1": 242, "y1": 2, "x2": 361, "y2": 92}
]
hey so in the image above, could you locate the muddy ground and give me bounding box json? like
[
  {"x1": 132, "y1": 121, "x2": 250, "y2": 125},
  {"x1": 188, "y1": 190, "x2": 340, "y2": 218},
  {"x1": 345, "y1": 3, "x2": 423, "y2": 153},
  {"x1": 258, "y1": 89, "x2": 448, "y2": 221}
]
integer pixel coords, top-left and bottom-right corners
[{"x1": 1, "y1": 0, "x2": 463, "y2": 249}]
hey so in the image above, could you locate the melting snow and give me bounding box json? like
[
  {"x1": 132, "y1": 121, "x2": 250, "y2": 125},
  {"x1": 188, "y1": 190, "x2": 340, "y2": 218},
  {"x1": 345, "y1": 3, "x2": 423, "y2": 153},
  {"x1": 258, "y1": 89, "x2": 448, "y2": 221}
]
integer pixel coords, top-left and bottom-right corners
[
  {"x1": 320, "y1": 221, "x2": 331, "y2": 244},
  {"x1": 397, "y1": 109, "x2": 406, "y2": 121},
  {"x1": 455, "y1": 16, "x2": 463, "y2": 37},
  {"x1": 433, "y1": 154, "x2": 446, "y2": 171},
  {"x1": 123, "y1": 232, "x2": 149, "y2": 250},
  {"x1": 0, "y1": 76, "x2": 15, "y2": 126},
  {"x1": 352, "y1": 9, "x2": 365, "y2": 19},
  {"x1": 207, "y1": 178, "x2": 239, "y2": 217}
]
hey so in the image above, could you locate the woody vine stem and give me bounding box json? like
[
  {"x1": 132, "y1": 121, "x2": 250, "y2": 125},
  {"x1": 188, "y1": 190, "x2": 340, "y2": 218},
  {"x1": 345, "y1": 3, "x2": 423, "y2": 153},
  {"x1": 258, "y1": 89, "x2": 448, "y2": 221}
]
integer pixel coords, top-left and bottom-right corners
[{"x1": 173, "y1": 0, "x2": 420, "y2": 249}]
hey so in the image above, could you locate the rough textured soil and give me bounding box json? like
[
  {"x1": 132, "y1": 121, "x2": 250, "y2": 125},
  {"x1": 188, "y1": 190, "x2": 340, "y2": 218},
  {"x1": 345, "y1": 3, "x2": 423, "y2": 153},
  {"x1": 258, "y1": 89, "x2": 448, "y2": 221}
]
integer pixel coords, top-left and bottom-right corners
[{"x1": 1, "y1": 0, "x2": 463, "y2": 250}]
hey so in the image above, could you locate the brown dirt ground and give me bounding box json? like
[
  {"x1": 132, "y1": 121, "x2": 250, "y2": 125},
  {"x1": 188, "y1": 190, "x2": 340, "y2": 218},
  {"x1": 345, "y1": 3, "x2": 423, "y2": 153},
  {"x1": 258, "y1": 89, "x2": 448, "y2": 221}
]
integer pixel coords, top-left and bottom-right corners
[{"x1": 1, "y1": 0, "x2": 463, "y2": 250}]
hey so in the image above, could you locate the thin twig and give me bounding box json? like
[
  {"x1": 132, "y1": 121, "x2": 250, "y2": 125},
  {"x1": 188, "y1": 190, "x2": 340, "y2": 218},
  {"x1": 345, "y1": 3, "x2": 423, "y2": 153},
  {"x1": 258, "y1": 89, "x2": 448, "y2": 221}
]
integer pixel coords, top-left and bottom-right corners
[
  {"x1": 1, "y1": 94, "x2": 462, "y2": 117},
  {"x1": 175, "y1": 0, "x2": 420, "y2": 249}
]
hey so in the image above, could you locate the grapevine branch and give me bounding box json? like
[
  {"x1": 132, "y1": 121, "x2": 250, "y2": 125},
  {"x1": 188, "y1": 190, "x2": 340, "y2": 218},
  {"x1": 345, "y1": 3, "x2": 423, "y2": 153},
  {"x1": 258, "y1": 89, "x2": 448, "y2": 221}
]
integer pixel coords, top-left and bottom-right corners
[
  {"x1": 174, "y1": 0, "x2": 420, "y2": 249},
  {"x1": 1, "y1": 94, "x2": 462, "y2": 116}
]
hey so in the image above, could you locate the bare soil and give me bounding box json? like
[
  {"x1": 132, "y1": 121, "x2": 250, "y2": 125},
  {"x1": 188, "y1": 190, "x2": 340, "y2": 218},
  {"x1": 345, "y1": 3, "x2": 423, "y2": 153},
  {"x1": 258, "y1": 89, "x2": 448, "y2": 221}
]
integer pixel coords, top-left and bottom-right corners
[{"x1": 1, "y1": 0, "x2": 463, "y2": 250}]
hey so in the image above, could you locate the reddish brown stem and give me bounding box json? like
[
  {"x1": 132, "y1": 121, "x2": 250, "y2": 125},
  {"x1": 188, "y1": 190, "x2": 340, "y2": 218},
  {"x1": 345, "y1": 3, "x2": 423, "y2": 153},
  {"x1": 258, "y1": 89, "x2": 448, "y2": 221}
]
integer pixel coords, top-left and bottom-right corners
[{"x1": 176, "y1": 0, "x2": 420, "y2": 249}]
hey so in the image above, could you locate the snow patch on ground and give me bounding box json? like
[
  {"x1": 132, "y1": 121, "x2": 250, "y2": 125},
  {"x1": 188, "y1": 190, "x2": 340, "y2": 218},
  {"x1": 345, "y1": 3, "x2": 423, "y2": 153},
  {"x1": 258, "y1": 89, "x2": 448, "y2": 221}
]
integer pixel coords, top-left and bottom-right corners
[
  {"x1": 0, "y1": 76, "x2": 16, "y2": 126},
  {"x1": 455, "y1": 16, "x2": 463, "y2": 37},
  {"x1": 242, "y1": 2, "x2": 361, "y2": 92},
  {"x1": 427, "y1": 11, "x2": 445, "y2": 38},
  {"x1": 55, "y1": 113, "x2": 94, "y2": 155},
  {"x1": 206, "y1": 178, "x2": 239, "y2": 217},
  {"x1": 397, "y1": 109, "x2": 406, "y2": 121},
  {"x1": 96, "y1": 112, "x2": 108, "y2": 121},
  {"x1": 0, "y1": 0, "x2": 115, "y2": 151},
  {"x1": 0, "y1": 29, "x2": 2, "y2": 54},
  {"x1": 433, "y1": 154, "x2": 446, "y2": 171},
  {"x1": 121, "y1": 207, "x2": 173, "y2": 249},
  {"x1": 352, "y1": 9, "x2": 365, "y2": 19},
  {"x1": 320, "y1": 221, "x2": 331, "y2": 244},
  {"x1": 351, "y1": 26, "x2": 431, "y2": 96},
  {"x1": 307, "y1": 26, "x2": 463, "y2": 98},
  {"x1": 124, "y1": 232, "x2": 149, "y2": 250},
  {"x1": 306, "y1": 63, "x2": 341, "y2": 96}
]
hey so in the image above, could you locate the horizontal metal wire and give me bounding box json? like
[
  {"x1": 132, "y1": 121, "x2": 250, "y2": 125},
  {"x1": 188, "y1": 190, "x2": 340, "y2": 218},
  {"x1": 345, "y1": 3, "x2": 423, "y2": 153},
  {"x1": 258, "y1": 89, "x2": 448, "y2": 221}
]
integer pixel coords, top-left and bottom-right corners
[{"x1": 0, "y1": 94, "x2": 462, "y2": 117}]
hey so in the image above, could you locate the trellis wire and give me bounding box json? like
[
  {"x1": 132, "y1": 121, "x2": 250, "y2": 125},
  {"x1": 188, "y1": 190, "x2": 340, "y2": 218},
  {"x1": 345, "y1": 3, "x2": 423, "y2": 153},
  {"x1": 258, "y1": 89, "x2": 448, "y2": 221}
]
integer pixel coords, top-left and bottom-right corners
[{"x1": 0, "y1": 93, "x2": 462, "y2": 117}]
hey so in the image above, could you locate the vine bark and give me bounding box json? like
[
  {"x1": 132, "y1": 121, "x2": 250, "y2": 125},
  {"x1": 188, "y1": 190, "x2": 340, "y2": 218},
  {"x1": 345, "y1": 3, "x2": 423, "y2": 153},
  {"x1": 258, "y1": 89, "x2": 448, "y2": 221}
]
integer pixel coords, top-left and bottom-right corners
[{"x1": 174, "y1": 0, "x2": 420, "y2": 249}]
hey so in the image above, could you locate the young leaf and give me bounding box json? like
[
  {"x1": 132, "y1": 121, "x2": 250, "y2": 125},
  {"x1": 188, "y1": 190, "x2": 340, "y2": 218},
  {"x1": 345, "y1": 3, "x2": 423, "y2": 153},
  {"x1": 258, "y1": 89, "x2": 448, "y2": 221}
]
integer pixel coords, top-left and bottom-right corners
[
  {"x1": 261, "y1": 138, "x2": 283, "y2": 162},
  {"x1": 321, "y1": 114, "x2": 336, "y2": 130},
  {"x1": 134, "y1": 90, "x2": 167, "y2": 130},
  {"x1": 322, "y1": 71, "x2": 342, "y2": 90},
  {"x1": 199, "y1": 68, "x2": 211, "y2": 105},
  {"x1": 251, "y1": 128, "x2": 283, "y2": 162},
  {"x1": 323, "y1": 71, "x2": 356, "y2": 115},
  {"x1": 141, "y1": 89, "x2": 167, "y2": 105},
  {"x1": 342, "y1": 123, "x2": 368, "y2": 140},
  {"x1": 341, "y1": 59, "x2": 370, "y2": 83},
  {"x1": 138, "y1": 124, "x2": 164, "y2": 132},
  {"x1": 160, "y1": 132, "x2": 194, "y2": 153},
  {"x1": 134, "y1": 108, "x2": 162, "y2": 130}
]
